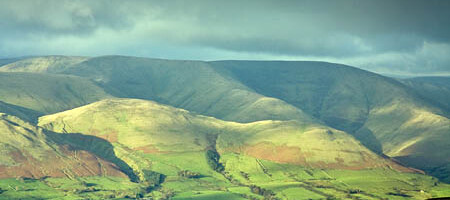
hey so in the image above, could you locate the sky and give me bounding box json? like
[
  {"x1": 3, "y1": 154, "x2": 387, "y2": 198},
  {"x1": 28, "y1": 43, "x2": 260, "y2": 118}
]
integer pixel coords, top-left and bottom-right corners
[{"x1": 0, "y1": 0, "x2": 449, "y2": 76}]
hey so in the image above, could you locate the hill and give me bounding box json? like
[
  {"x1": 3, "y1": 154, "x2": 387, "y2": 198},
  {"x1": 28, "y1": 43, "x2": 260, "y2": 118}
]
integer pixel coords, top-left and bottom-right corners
[
  {"x1": 0, "y1": 101, "x2": 42, "y2": 123},
  {"x1": 0, "y1": 72, "x2": 111, "y2": 115},
  {"x1": 6, "y1": 55, "x2": 311, "y2": 123},
  {"x1": 0, "y1": 113, "x2": 127, "y2": 180},
  {"x1": 37, "y1": 98, "x2": 450, "y2": 199},
  {"x1": 0, "y1": 56, "x2": 87, "y2": 73},
  {"x1": 3, "y1": 56, "x2": 449, "y2": 182},
  {"x1": 0, "y1": 55, "x2": 449, "y2": 198},
  {"x1": 400, "y1": 76, "x2": 450, "y2": 113},
  {"x1": 211, "y1": 61, "x2": 450, "y2": 182},
  {"x1": 39, "y1": 98, "x2": 405, "y2": 171}
]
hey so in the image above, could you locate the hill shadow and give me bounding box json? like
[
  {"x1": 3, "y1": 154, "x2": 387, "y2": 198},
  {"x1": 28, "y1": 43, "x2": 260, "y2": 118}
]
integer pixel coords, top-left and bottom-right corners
[
  {"x1": 44, "y1": 131, "x2": 139, "y2": 182},
  {"x1": 0, "y1": 101, "x2": 43, "y2": 124},
  {"x1": 352, "y1": 127, "x2": 383, "y2": 154},
  {"x1": 322, "y1": 116, "x2": 383, "y2": 154}
]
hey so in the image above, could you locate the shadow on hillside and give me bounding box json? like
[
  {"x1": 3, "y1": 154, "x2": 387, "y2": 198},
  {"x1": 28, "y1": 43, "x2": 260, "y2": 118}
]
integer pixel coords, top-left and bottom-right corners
[
  {"x1": 395, "y1": 156, "x2": 450, "y2": 184},
  {"x1": 322, "y1": 116, "x2": 383, "y2": 154},
  {"x1": 0, "y1": 100, "x2": 43, "y2": 124},
  {"x1": 44, "y1": 131, "x2": 139, "y2": 182},
  {"x1": 352, "y1": 127, "x2": 383, "y2": 154}
]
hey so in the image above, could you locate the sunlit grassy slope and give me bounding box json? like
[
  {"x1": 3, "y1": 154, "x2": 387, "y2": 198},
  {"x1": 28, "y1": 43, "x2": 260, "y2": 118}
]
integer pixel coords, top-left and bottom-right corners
[
  {"x1": 0, "y1": 72, "x2": 111, "y2": 114},
  {"x1": 0, "y1": 114, "x2": 143, "y2": 199},
  {"x1": 35, "y1": 98, "x2": 450, "y2": 199},
  {"x1": 211, "y1": 61, "x2": 450, "y2": 181},
  {"x1": 38, "y1": 98, "x2": 405, "y2": 171},
  {"x1": 0, "y1": 113, "x2": 126, "y2": 180}
]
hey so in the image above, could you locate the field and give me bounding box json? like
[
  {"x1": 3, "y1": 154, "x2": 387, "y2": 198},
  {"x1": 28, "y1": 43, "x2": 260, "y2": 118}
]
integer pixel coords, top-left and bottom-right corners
[{"x1": 2, "y1": 152, "x2": 450, "y2": 199}]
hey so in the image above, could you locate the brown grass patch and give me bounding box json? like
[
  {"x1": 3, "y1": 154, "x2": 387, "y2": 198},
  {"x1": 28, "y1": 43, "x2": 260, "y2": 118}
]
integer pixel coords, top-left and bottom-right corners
[
  {"x1": 0, "y1": 146, "x2": 127, "y2": 179},
  {"x1": 134, "y1": 145, "x2": 169, "y2": 154},
  {"x1": 90, "y1": 129, "x2": 119, "y2": 143},
  {"x1": 230, "y1": 142, "x2": 417, "y2": 172}
]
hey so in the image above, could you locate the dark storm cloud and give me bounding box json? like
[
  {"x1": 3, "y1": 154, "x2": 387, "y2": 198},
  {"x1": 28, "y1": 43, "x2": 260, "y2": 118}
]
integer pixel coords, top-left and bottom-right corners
[{"x1": 0, "y1": 0, "x2": 449, "y2": 75}]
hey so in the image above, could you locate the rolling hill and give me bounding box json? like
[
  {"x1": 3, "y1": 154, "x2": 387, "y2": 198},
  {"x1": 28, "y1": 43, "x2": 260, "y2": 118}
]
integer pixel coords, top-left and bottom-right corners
[
  {"x1": 400, "y1": 76, "x2": 450, "y2": 113},
  {"x1": 0, "y1": 101, "x2": 42, "y2": 123},
  {"x1": 0, "y1": 56, "x2": 314, "y2": 123},
  {"x1": 0, "y1": 55, "x2": 449, "y2": 199},
  {"x1": 60, "y1": 56, "x2": 315, "y2": 123},
  {"x1": 36, "y1": 98, "x2": 450, "y2": 199},
  {"x1": 211, "y1": 61, "x2": 450, "y2": 182},
  {"x1": 0, "y1": 72, "x2": 111, "y2": 115},
  {"x1": 0, "y1": 113, "x2": 127, "y2": 180},
  {"x1": 2, "y1": 56, "x2": 449, "y2": 182},
  {"x1": 38, "y1": 98, "x2": 408, "y2": 171},
  {"x1": 0, "y1": 56, "x2": 87, "y2": 73}
]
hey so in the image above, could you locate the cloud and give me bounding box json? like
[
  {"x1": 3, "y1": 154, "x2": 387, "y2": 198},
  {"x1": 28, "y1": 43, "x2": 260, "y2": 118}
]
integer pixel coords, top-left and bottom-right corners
[{"x1": 0, "y1": 0, "x2": 449, "y2": 75}]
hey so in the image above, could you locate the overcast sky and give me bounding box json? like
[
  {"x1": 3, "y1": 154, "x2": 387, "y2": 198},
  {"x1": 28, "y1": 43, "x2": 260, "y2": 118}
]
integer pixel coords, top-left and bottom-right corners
[{"x1": 1, "y1": 0, "x2": 449, "y2": 76}]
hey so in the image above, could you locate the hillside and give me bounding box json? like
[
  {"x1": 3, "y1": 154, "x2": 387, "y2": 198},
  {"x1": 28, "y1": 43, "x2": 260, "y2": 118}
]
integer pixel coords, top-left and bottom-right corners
[
  {"x1": 39, "y1": 98, "x2": 404, "y2": 170},
  {"x1": 0, "y1": 55, "x2": 449, "y2": 198},
  {"x1": 22, "y1": 55, "x2": 312, "y2": 123},
  {"x1": 400, "y1": 76, "x2": 450, "y2": 113},
  {"x1": 211, "y1": 61, "x2": 450, "y2": 182},
  {"x1": 3, "y1": 56, "x2": 449, "y2": 182},
  {"x1": 0, "y1": 72, "x2": 111, "y2": 115},
  {"x1": 0, "y1": 113, "x2": 127, "y2": 180},
  {"x1": 0, "y1": 56, "x2": 88, "y2": 73},
  {"x1": 36, "y1": 98, "x2": 450, "y2": 199},
  {"x1": 0, "y1": 101, "x2": 42, "y2": 123},
  {"x1": 2, "y1": 56, "x2": 449, "y2": 178}
]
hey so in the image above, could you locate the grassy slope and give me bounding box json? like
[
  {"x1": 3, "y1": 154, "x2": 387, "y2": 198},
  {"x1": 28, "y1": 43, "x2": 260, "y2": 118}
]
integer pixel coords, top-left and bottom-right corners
[
  {"x1": 400, "y1": 76, "x2": 450, "y2": 113},
  {"x1": 34, "y1": 98, "x2": 450, "y2": 199},
  {"x1": 38, "y1": 98, "x2": 403, "y2": 171},
  {"x1": 0, "y1": 72, "x2": 111, "y2": 114},
  {"x1": 0, "y1": 101, "x2": 42, "y2": 123},
  {"x1": 211, "y1": 61, "x2": 450, "y2": 181},
  {"x1": 2, "y1": 55, "x2": 449, "y2": 188},
  {"x1": 54, "y1": 56, "x2": 314, "y2": 123},
  {"x1": 0, "y1": 56, "x2": 88, "y2": 73},
  {"x1": 0, "y1": 112, "x2": 148, "y2": 199},
  {"x1": 0, "y1": 113, "x2": 127, "y2": 180}
]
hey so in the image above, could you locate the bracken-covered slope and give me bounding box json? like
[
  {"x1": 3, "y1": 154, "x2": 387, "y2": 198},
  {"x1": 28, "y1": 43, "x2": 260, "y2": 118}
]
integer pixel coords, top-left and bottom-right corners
[
  {"x1": 0, "y1": 113, "x2": 127, "y2": 179},
  {"x1": 0, "y1": 72, "x2": 111, "y2": 114},
  {"x1": 38, "y1": 98, "x2": 411, "y2": 172},
  {"x1": 211, "y1": 61, "x2": 450, "y2": 181}
]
